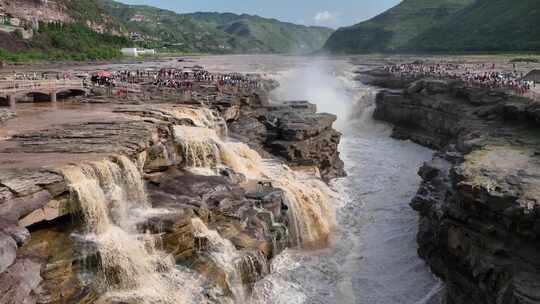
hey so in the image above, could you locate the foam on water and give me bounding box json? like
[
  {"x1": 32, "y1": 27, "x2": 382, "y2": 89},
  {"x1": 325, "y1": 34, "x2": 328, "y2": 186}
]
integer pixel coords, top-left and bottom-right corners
[
  {"x1": 191, "y1": 217, "x2": 247, "y2": 302},
  {"x1": 59, "y1": 55, "x2": 442, "y2": 304},
  {"x1": 63, "y1": 155, "x2": 200, "y2": 304},
  {"x1": 252, "y1": 57, "x2": 442, "y2": 304},
  {"x1": 173, "y1": 124, "x2": 337, "y2": 249}
]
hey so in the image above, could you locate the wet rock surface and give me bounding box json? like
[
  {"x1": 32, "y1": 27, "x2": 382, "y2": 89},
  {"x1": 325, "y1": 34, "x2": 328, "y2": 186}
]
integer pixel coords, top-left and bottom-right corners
[
  {"x1": 372, "y1": 77, "x2": 540, "y2": 304},
  {"x1": 230, "y1": 100, "x2": 345, "y2": 181},
  {"x1": 0, "y1": 77, "x2": 343, "y2": 303},
  {"x1": 147, "y1": 171, "x2": 289, "y2": 264}
]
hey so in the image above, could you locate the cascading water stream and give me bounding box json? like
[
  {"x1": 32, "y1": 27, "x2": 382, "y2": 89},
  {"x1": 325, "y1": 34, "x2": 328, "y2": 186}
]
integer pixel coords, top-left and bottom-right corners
[
  {"x1": 249, "y1": 57, "x2": 442, "y2": 304},
  {"x1": 56, "y1": 55, "x2": 441, "y2": 304},
  {"x1": 173, "y1": 125, "x2": 336, "y2": 249},
  {"x1": 60, "y1": 100, "x2": 336, "y2": 303},
  {"x1": 63, "y1": 155, "x2": 199, "y2": 304},
  {"x1": 191, "y1": 218, "x2": 247, "y2": 303}
]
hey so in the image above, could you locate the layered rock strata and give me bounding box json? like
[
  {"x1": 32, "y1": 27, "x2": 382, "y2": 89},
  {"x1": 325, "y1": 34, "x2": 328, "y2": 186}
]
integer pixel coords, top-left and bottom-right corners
[
  {"x1": 0, "y1": 80, "x2": 343, "y2": 303},
  {"x1": 373, "y1": 77, "x2": 540, "y2": 304},
  {"x1": 230, "y1": 100, "x2": 345, "y2": 181}
]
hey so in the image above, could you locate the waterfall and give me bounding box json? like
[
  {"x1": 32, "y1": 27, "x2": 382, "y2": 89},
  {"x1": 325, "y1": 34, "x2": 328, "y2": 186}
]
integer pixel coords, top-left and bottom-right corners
[
  {"x1": 219, "y1": 141, "x2": 264, "y2": 180},
  {"x1": 191, "y1": 218, "x2": 272, "y2": 302},
  {"x1": 249, "y1": 250, "x2": 307, "y2": 304},
  {"x1": 217, "y1": 139, "x2": 335, "y2": 248},
  {"x1": 165, "y1": 106, "x2": 228, "y2": 136},
  {"x1": 62, "y1": 155, "x2": 197, "y2": 304},
  {"x1": 236, "y1": 251, "x2": 269, "y2": 285},
  {"x1": 173, "y1": 124, "x2": 335, "y2": 249},
  {"x1": 59, "y1": 104, "x2": 335, "y2": 303},
  {"x1": 259, "y1": 162, "x2": 334, "y2": 249},
  {"x1": 173, "y1": 126, "x2": 221, "y2": 168},
  {"x1": 191, "y1": 218, "x2": 247, "y2": 302}
]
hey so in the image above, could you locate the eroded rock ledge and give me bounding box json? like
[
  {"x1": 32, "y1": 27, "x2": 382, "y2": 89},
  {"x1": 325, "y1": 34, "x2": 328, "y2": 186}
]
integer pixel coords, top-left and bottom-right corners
[
  {"x1": 230, "y1": 100, "x2": 345, "y2": 181},
  {"x1": 372, "y1": 76, "x2": 540, "y2": 304},
  {"x1": 0, "y1": 79, "x2": 344, "y2": 303}
]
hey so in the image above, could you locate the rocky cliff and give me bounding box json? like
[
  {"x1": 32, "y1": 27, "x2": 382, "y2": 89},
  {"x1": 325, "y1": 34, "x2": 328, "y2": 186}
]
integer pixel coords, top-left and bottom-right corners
[
  {"x1": 229, "y1": 100, "x2": 345, "y2": 181},
  {"x1": 0, "y1": 80, "x2": 344, "y2": 303},
  {"x1": 372, "y1": 76, "x2": 540, "y2": 303},
  {"x1": 0, "y1": 0, "x2": 73, "y2": 25}
]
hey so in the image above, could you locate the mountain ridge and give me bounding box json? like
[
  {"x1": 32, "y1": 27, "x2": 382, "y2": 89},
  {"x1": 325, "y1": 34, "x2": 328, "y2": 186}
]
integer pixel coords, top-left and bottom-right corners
[
  {"x1": 323, "y1": 0, "x2": 540, "y2": 54},
  {"x1": 323, "y1": 0, "x2": 475, "y2": 54},
  {"x1": 96, "y1": 0, "x2": 334, "y2": 54},
  {"x1": 0, "y1": 0, "x2": 333, "y2": 62},
  {"x1": 409, "y1": 0, "x2": 540, "y2": 52}
]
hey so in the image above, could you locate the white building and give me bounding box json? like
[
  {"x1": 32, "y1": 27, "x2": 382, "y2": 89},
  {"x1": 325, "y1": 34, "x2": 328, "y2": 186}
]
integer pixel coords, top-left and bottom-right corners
[
  {"x1": 121, "y1": 48, "x2": 156, "y2": 57},
  {"x1": 130, "y1": 14, "x2": 145, "y2": 22}
]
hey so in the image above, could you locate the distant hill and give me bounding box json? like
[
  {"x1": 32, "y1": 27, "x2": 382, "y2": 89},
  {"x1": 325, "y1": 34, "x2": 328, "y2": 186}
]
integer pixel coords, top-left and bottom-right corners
[
  {"x1": 323, "y1": 0, "x2": 475, "y2": 54},
  {"x1": 97, "y1": 0, "x2": 333, "y2": 54},
  {"x1": 0, "y1": 0, "x2": 333, "y2": 62},
  {"x1": 408, "y1": 0, "x2": 540, "y2": 52},
  {"x1": 187, "y1": 12, "x2": 333, "y2": 53}
]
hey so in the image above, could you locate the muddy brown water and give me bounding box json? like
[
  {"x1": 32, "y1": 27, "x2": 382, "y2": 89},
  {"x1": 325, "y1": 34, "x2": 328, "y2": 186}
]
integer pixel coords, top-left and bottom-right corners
[{"x1": 0, "y1": 55, "x2": 442, "y2": 303}]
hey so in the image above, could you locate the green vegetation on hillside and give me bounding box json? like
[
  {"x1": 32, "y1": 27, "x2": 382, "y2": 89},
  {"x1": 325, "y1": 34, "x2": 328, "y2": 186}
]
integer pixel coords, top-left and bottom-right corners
[
  {"x1": 97, "y1": 0, "x2": 333, "y2": 54},
  {"x1": 0, "y1": 0, "x2": 331, "y2": 62},
  {"x1": 324, "y1": 0, "x2": 540, "y2": 54},
  {"x1": 324, "y1": 0, "x2": 474, "y2": 54},
  {"x1": 409, "y1": 0, "x2": 540, "y2": 52},
  {"x1": 188, "y1": 12, "x2": 333, "y2": 53},
  {"x1": 97, "y1": 0, "x2": 233, "y2": 53},
  {"x1": 0, "y1": 23, "x2": 129, "y2": 62},
  {"x1": 40, "y1": 23, "x2": 128, "y2": 60}
]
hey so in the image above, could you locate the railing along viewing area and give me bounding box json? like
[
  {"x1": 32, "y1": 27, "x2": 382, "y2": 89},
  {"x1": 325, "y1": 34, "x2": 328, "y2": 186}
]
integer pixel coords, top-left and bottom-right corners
[{"x1": 0, "y1": 79, "x2": 85, "y2": 93}]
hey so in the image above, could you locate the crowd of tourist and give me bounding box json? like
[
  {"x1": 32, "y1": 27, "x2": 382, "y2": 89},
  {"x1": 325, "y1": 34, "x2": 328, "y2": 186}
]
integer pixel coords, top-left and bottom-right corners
[
  {"x1": 216, "y1": 73, "x2": 262, "y2": 89},
  {"x1": 384, "y1": 63, "x2": 536, "y2": 95},
  {"x1": 150, "y1": 68, "x2": 263, "y2": 90},
  {"x1": 2, "y1": 63, "x2": 265, "y2": 93},
  {"x1": 90, "y1": 74, "x2": 116, "y2": 87},
  {"x1": 462, "y1": 71, "x2": 534, "y2": 95},
  {"x1": 153, "y1": 78, "x2": 194, "y2": 89}
]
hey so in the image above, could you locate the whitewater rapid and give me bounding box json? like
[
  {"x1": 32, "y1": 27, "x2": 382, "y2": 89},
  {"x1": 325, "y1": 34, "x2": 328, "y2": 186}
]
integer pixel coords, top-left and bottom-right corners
[
  {"x1": 78, "y1": 55, "x2": 444, "y2": 303},
  {"x1": 250, "y1": 57, "x2": 442, "y2": 304}
]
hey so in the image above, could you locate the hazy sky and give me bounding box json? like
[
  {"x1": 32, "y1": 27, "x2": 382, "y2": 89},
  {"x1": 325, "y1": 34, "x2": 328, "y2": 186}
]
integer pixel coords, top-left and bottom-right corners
[{"x1": 119, "y1": 0, "x2": 402, "y2": 28}]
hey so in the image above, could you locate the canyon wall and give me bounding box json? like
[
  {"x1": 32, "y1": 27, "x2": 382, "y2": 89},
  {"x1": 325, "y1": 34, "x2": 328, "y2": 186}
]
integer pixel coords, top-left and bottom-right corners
[{"x1": 372, "y1": 74, "x2": 540, "y2": 303}]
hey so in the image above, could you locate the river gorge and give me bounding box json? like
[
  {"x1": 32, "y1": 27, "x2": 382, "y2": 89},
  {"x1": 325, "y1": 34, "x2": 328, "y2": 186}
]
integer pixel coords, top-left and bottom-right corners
[{"x1": 3, "y1": 55, "x2": 538, "y2": 304}]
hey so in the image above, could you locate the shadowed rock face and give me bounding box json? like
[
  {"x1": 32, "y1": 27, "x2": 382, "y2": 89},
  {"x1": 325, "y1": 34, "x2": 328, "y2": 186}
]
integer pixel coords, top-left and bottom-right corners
[
  {"x1": 373, "y1": 77, "x2": 540, "y2": 304},
  {"x1": 147, "y1": 172, "x2": 290, "y2": 254},
  {"x1": 230, "y1": 100, "x2": 346, "y2": 181}
]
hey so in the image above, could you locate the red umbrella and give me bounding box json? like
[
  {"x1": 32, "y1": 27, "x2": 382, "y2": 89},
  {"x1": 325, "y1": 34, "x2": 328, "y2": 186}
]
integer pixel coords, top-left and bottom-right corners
[{"x1": 94, "y1": 71, "x2": 112, "y2": 77}]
